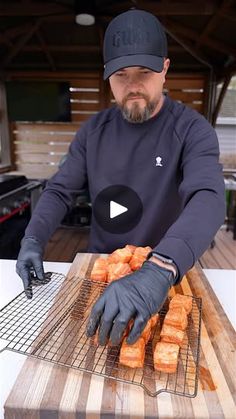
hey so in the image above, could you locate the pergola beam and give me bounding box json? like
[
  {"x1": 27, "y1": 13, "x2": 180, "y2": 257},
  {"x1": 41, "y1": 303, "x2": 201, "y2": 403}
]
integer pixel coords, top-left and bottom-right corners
[
  {"x1": 221, "y1": 10, "x2": 236, "y2": 22},
  {"x1": 2, "y1": 20, "x2": 41, "y2": 68},
  {"x1": 0, "y1": 2, "x2": 71, "y2": 16},
  {"x1": 0, "y1": 32, "x2": 13, "y2": 47},
  {"x1": 103, "y1": 0, "x2": 217, "y2": 16},
  {"x1": 36, "y1": 29, "x2": 56, "y2": 71},
  {"x1": 164, "y1": 18, "x2": 236, "y2": 58},
  {"x1": 163, "y1": 22, "x2": 213, "y2": 69},
  {"x1": 212, "y1": 73, "x2": 232, "y2": 126},
  {"x1": 20, "y1": 43, "x2": 184, "y2": 54},
  {"x1": 0, "y1": 1, "x2": 218, "y2": 17},
  {"x1": 163, "y1": 18, "x2": 212, "y2": 66},
  {"x1": 1, "y1": 23, "x2": 34, "y2": 40},
  {"x1": 196, "y1": 0, "x2": 234, "y2": 49},
  {"x1": 23, "y1": 45, "x2": 100, "y2": 53}
]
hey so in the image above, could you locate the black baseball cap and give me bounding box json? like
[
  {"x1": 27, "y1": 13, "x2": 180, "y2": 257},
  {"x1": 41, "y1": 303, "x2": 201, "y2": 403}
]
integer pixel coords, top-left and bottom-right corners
[{"x1": 103, "y1": 9, "x2": 168, "y2": 80}]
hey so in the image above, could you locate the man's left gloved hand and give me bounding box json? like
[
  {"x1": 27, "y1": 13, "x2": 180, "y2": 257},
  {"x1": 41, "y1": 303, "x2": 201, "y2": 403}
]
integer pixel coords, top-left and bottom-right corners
[{"x1": 86, "y1": 261, "x2": 176, "y2": 345}]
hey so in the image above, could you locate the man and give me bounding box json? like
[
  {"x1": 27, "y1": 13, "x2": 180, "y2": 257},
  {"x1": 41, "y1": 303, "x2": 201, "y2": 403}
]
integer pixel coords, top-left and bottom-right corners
[{"x1": 16, "y1": 10, "x2": 225, "y2": 346}]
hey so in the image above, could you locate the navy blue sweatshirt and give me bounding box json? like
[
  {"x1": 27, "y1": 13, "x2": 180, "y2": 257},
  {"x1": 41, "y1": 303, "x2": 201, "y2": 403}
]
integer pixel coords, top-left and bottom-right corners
[{"x1": 25, "y1": 95, "x2": 225, "y2": 279}]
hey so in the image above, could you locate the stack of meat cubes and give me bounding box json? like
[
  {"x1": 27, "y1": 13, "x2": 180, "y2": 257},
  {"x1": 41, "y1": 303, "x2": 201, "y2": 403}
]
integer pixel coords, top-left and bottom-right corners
[{"x1": 90, "y1": 245, "x2": 192, "y2": 373}]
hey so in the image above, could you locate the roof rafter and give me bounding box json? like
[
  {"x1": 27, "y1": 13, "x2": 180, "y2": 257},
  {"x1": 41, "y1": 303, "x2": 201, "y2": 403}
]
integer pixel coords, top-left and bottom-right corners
[
  {"x1": 0, "y1": 32, "x2": 13, "y2": 47},
  {"x1": 2, "y1": 20, "x2": 41, "y2": 68},
  {"x1": 36, "y1": 29, "x2": 56, "y2": 71},
  {"x1": 0, "y1": 2, "x2": 71, "y2": 16},
  {"x1": 104, "y1": 0, "x2": 217, "y2": 15},
  {"x1": 0, "y1": 1, "x2": 218, "y2": 17},
  {"x1": 2, "y1": 22, "x2": 38, "y2": 41},
  {"x1": 196, "y1": 0, "x2": 234, "y2": 49},
  {"x1": 22, "y1": 45, "x2": 100, "y2": 53},
  {"x1": 21, "y1": 44, "x2": 184, "y2": 53},
  {"x1": 0, "y1": 0, "x2": 235, "y2": 78},
  {"x1": 220, "y1": 10, "x2": 236, "y2": 22},
  {"x1": 164, "y1": 18, "x2": 236, "y2": 58},
  {"x1": 163, "y1": 20, "x2": 213, "y2": 69}
]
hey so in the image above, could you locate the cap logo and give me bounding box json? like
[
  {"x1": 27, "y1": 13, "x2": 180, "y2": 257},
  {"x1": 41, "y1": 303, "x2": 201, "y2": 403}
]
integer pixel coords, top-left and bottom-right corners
[{"x1": 112, "y1": 27, "x2": 150, "y2": 48}]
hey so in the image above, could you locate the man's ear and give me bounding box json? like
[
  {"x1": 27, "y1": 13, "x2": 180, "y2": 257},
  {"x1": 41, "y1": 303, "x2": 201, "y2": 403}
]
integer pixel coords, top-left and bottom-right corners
[{"x1": 163, "y1": 58, "x2": 170, "y2": 76}]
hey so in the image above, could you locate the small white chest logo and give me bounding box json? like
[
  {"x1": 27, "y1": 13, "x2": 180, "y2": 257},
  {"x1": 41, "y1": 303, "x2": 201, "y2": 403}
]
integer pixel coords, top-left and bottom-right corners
[{"x1": 155, "y1": 156, "x2": 163, "y2": 167}]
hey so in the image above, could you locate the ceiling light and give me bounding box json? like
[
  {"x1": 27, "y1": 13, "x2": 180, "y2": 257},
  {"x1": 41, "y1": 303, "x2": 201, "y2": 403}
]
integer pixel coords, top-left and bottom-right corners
[
  {"x1": 75, "y1": 0, "x2": 95, "y2": 26},
  {"x1": 75, "y1": 13, "x2": 95, "y2": 26}
]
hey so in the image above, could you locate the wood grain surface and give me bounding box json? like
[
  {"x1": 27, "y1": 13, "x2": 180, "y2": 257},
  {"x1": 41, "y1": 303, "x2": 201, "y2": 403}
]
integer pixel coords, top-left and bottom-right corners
[{"x1": 4, "y1": 254, "x2": 236, "y2": 419}]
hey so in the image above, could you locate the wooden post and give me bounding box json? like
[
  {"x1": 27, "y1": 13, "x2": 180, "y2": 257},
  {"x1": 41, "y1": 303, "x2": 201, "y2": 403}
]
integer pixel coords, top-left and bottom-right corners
[
  {"x1": 0, "y1": 81, "x2": 11, "y2": 171},
  {"x1": 211, "y1": 73, "x2": 231, "y2": 127}
]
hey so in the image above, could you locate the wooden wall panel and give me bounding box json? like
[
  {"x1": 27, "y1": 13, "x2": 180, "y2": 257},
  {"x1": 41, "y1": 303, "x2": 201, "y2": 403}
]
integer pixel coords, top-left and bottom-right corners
[
  {"x1": 165, "y1": 78, "x2": 205, "y2": 89},
  {"x1": 14, "y1": 143, "x2": 70, "y2": 154},
  {"x1": 14, "y1": 163, "x2": 60, "y2": 179},
  {"x1": 12, "y1": 122, "x2": 80, "y2": 179},
  {"x1": 70, "y1": 76, "x2": 101, "y2": 123},
  {"x1": 15, "y1": 153, "x2": 64, "y2": 164},
  {"x1": 164, "y1": 74, "x2": 206, "y2": 114},
  {"x1": 108, "y1": 73, "x2": 207, "y2": 115}
]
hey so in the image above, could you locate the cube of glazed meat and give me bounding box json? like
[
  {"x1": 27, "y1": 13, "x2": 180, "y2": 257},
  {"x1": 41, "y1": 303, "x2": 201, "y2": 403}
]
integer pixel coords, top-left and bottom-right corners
[
  {"x1": 169, "y1": 294, "x2": 193, "y2": 315},
  {"x1": 129, "y1": 255, "x2": 145, "y2": 271},
  {"x1": 154, "y1": 341, "x2": 180, "y2": 373},
  {"x1": 140, "y1": 314, "x2": 160, "y2": 343},
  {"x1": 129, "y1": 246, "x2": 152, "y2": 271},
  {"x1": 122, "y1": 319, "x2": 134, "y2": 339},
  {"x1": 90, "y1": 258, "x2": 108, "y2": 282},
  {"x1": 119, "y1": 337, "x2": 145, "y2": 368},
  {"x1": 107, "y1": 262, "x2": 132, "y2": 282},
  {"x1": 124, "y1": 315, "x2": 158, "y2": 345},
  {"x1": 160, "y1": 323, "x2": 185, "y2": 346},
  {"x1": 134, "y1": 246, "x2": 152, "y2": 258},
  {"x1": 125, "y1": 244, "x2": 137, "y2": 254},
  {"x1": 164, "y1": 307, "x2": 188, "y2": 331},
  {"x1": 107, "y1": 247, "x2": 133, "y2": 264},
  {"x1": 140, "y1": 318, "x2": 153, "y2": 344}
]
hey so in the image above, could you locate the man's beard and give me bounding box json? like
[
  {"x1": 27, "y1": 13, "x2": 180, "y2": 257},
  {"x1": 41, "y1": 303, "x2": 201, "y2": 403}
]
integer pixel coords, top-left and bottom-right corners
[{"x1": 118, "y1": 92, "x2": 159, "y2": 123}]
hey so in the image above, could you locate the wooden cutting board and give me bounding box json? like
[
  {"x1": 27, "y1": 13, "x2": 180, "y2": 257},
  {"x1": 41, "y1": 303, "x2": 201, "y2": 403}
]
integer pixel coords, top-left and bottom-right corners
[{"x1": 4, "y1": 254, "x2": 236, "y2": 418}]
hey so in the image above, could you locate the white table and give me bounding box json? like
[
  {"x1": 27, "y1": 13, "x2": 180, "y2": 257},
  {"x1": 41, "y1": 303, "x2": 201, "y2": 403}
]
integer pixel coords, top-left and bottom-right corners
[
  {"x1": 203, "y1": 268, "x2": 236, "y2": 330},
  {"x1": 0, "y1": 260, "x2": 71, "y2": 419},
  {"x1": 0, "y1": 260, "x2": 235, "y2": 419}
]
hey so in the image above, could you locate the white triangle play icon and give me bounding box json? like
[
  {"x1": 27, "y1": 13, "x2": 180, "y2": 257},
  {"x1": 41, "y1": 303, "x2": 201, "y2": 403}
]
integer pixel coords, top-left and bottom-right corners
[{"x1": 110, "y1": 200, "x2": 128, "y2": 219}]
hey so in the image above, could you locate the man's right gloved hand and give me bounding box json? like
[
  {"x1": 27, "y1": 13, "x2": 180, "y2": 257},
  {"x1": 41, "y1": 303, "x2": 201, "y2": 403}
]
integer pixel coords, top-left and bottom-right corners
[
  {"x1": 87, "y1": 261, "x2": 175, "y2": 346},
  {"x1": 16, "y1": 237, "x2": 45, "y2": 299}
]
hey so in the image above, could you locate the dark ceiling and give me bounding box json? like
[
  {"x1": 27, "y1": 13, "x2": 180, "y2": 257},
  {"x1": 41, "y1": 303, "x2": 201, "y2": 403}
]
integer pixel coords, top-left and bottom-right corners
[{"x1": 0, "y1": 0, "x2": 236, "y2": 80}]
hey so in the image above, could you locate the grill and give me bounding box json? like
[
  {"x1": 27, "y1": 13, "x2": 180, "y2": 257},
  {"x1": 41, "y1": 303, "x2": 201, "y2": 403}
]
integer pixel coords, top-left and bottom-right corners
[
  {"x1": 0, "y1": 174, "x2": 42, "y2": 258},
  {"x1": 0, "y1": 273, "x2": 202, "y2": 398}
]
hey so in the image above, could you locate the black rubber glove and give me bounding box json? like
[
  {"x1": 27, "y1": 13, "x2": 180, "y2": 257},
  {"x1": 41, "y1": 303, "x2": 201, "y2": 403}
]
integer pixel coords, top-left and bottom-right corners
[
  {"x1": 86, "y1": 261, "x2": 176, "y2": 345},
  {"x1": 16, "y1": 237, "x2": 45, "y2": 299}
]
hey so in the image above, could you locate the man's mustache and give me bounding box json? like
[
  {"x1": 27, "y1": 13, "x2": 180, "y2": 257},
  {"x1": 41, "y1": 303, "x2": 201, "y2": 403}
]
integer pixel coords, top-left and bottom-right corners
[{"x1": 122, "y1": 92, "x2": 149, "y2": 104}]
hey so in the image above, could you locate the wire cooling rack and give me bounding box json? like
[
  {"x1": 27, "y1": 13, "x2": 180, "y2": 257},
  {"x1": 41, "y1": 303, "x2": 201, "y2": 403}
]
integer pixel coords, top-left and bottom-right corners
[{"x1": 0, "y1": 273, "x2": 202, "y2": 397}]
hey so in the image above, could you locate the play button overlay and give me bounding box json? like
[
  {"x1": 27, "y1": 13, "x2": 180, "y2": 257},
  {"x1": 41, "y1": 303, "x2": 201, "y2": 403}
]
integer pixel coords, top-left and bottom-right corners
[
  {"x1": 110, "y1": 201, "x2": 128, "y2": 219},
  {"x1": 93, "y1": 185, "x2": 143, "y2": 234}
]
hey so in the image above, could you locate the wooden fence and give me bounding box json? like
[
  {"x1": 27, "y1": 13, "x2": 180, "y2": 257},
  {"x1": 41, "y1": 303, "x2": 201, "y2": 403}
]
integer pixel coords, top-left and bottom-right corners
[{"x1": 11, "y1": 122, "x2": 80, "y2": 178}]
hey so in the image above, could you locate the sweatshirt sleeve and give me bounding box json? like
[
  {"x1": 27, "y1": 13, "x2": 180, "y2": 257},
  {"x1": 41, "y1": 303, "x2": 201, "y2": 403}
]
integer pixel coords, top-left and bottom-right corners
[
  {"x1": 152, "y1": 116, "x2": 226, "y2": 280},
  {"x1": 24, "y1": 127, "x2": 88, "y2": 248}
]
